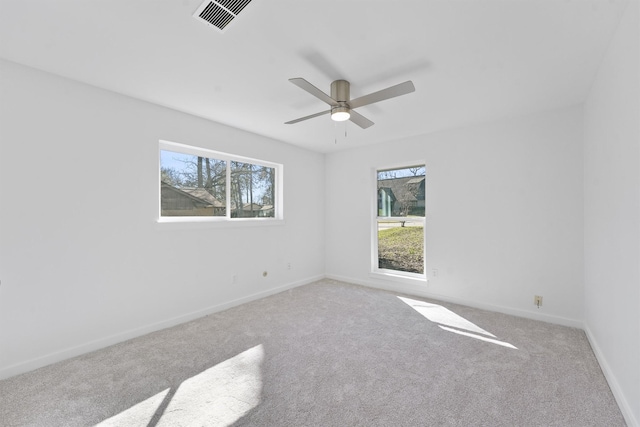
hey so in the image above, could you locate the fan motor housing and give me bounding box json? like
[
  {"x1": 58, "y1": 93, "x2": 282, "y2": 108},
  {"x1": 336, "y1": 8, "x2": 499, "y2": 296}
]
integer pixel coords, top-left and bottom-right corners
[{"x1": 331, "y1": 80, "x2": 350, "y2": 103}]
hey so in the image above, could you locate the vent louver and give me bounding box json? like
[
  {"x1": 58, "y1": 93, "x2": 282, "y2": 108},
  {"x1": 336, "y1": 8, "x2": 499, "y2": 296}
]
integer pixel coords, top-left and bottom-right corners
[{"x1": 193, "y1": 0, "x2": 253, "y2": 32}]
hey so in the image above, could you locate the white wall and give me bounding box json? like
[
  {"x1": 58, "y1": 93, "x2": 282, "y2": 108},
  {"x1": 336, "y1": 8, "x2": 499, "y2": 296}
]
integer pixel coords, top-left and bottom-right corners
[
  {"x1": 0, "y1": 59, "x2": 325, "y2": 379},
  {"x1": 583, "y1": 0, "x2": 640, "y2": 425},
  {"x1": 325, "y1": 107, "x2": 584, "y2": 326}
]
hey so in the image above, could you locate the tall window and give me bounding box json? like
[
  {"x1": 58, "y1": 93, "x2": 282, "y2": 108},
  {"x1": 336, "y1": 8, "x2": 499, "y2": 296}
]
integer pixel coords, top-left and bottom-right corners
[
  {"x1": 374, "y1": 165, "x2": 425, "y2": 277},
  {"x1": 159, "y1": 140, "x2": 281, "y2": 221}
]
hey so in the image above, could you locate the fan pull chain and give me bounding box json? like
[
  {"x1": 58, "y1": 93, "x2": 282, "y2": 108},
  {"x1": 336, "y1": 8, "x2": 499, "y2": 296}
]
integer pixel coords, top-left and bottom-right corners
[{"x1": 333, "y1": 121, "x2": 348, "y2": 144}]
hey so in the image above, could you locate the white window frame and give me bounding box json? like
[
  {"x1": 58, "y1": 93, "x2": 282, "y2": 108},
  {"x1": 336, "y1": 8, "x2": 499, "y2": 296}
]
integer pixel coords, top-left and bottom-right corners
[
  {"x1": 371, "y1": 163, "x2": 426, "y2": 281},
  {"x1": 158, "y1": 140, "x2": 283, "y2": 224}
]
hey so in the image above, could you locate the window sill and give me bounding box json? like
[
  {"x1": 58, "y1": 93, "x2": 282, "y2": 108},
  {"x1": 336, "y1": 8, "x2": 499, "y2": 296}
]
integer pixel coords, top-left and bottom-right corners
[
  {"x1": 156, "y1": 217, "x2": 285, "y2": 229},
  {"x1": 369, "y1": 270, "x2": 427, "y2": 285}
]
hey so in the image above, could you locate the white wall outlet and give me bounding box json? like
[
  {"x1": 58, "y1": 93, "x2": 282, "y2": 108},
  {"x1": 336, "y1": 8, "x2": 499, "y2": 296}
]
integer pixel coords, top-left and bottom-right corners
[{"x1": 432, "y1": 269, "x2": 439, "y2": 277}]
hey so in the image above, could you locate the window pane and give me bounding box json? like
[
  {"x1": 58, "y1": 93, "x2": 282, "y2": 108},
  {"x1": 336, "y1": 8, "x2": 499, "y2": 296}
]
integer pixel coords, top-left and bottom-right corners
[
  {"x1": 377, "y1": 166, "x2": 425, "y2": 217},
  {"x1": 230, "y1": 161, "x2": 275, "y2": 218},
  {"x1": 160, "y1": 150, "x2": 226, "y2": 217},
  {"x1": 377, "y1": 220, "x2": 424, "y2": 274}
]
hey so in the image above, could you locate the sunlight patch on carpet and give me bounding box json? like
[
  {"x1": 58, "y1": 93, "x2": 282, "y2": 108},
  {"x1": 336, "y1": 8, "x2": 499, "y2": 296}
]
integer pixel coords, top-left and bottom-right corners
[
  {"x1": 438, "y1": 325, "x2": 517, "y2": 349},
  {"x1": 398, "y1": 296, "x2": 517, "y2": 349},
  {"x1": 97, "y1": 387, "x2": 171, "y2": 426},
  {"x1": 398, "y1": 296, "x2": 495, "y2": 336},
  {"x1": 97, "y1": 344, "x2": 265, "y2": 427}
]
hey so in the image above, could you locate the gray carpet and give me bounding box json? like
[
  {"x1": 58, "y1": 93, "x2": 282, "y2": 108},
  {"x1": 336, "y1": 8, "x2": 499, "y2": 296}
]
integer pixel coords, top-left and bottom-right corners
[{"x1": 0, "y1": 279, "x2": 626, "y2": 426}]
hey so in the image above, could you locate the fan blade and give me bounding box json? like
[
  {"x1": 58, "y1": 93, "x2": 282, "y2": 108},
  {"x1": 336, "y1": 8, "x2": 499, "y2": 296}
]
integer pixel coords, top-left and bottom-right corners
[
  {"x1": 289, "y1": 78, "x2": 338, "y2": 106},
  {"x1": 349, "y1": 110, "x2": 374, "y2": 129},
  {"x1": 348, "y1": 81, "x2": 415, "y2": 109},
  {"x1": 285, "y1": 109, "x2": 330, "y2": 125}
]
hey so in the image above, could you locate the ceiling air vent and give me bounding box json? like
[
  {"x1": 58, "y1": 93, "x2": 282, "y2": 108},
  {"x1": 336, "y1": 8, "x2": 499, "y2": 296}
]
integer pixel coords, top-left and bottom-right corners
[{"x1": 193, "y1": 0, "x2": 253, "y2": 32}]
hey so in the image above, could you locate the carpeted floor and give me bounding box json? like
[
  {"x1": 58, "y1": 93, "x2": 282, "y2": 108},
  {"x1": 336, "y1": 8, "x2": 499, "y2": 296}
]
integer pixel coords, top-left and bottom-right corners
[{"x1": 0, "y1": 279, "x2": 626, "y2": 426}]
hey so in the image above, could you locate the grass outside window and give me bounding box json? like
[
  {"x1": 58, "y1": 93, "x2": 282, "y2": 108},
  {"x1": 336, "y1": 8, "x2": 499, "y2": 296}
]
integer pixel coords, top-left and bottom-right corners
[{"x1": 377, "y1": 223, "x2": 424, "y2": 274}]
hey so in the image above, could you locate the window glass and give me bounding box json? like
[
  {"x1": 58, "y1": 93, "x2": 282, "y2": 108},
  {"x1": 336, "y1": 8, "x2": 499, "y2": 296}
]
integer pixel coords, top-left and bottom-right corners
[
  {"x1": 375, "y1": 166, "x2": 425, "y2": 275},
  {"x1": 161, "y1": 150, "x2": 226, "y2": 217},
  {"x1": 230, "y1": 161, "x2": 275, "y2": 218}
]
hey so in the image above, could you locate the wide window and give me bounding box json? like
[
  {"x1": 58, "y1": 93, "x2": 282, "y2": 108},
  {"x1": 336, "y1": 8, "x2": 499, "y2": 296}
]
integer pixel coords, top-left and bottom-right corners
[
  {"x1": 159, "y1": 140, "x2": 281, "y2": 221},
  {"x1": 373, "y1": 165, "x2": 425, "y2": 278}
]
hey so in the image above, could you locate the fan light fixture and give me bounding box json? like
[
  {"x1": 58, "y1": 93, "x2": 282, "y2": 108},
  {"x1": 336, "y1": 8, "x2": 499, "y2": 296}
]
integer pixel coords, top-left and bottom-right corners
[{"x1": 331, "y1": 106, "x2": 350, "y2": 122}]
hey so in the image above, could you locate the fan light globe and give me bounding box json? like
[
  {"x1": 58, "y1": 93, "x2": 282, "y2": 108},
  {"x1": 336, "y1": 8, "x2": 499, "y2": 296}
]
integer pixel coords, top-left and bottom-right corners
[{"x1": 331, "y1": 107, "x2": 350, "y2": 122}]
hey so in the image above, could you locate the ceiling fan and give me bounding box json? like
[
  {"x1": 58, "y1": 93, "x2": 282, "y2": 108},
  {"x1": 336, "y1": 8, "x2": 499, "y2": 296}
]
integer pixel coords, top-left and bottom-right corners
[{"x1": 285, "y1": 78, "x2": 415, "y2": 129}]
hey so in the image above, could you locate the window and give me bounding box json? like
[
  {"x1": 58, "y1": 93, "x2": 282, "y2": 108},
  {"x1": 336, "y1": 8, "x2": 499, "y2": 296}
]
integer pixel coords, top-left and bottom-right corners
[
  {"x1": 159, "y1": 140, "x2": 281, "y2": 221},
  {"x1": 373, "y1": 165, "x2": 425, "y2": 278}
]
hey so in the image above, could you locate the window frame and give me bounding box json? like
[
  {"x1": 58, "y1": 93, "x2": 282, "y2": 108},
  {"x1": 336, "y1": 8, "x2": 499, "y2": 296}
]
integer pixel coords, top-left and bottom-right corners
[
  {"x1": 158, "y1": 140, "x2": 283, "y2": 224},
  {"x1": 371, "y1": 163, "x2": 427, "y2": 281}
]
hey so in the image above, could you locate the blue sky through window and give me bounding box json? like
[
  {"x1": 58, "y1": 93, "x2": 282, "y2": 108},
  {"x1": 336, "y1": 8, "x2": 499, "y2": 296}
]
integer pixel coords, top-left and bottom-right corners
[{"x1": 161, "y1": 150, "x2": 196, "y2": 172}]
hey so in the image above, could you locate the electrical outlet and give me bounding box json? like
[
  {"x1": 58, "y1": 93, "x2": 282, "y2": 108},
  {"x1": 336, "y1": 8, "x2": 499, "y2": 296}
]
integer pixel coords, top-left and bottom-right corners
[
  {"x1": 432, "y1": 269, "x2": 439, "y2": 277},
  {"x1": 534, "y1": 295, "x2": 543, "y2": 308},
  {"x1": 287, "y1": 262, "x2": 291, "y2": 270}
]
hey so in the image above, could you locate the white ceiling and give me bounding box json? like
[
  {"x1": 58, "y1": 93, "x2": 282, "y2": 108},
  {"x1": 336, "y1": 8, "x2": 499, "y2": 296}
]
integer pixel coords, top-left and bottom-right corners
[{"x1": 0, "y1": 0, "x2": 630, "y2": 153}]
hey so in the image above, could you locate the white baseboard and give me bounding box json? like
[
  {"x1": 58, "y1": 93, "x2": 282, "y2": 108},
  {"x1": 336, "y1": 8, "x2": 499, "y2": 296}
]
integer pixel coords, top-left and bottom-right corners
[
  {"x1": 584, "y1": 324, "x2": 639, "y2": 427},
  {"x1": 0, "y1": 275, "x2": 323, "y2": 381},
  {"x1": 325, "y1": 274, "x2": 583, "y2": 328}
]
